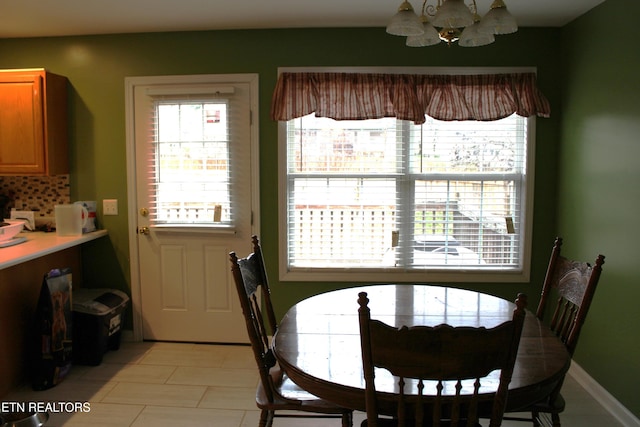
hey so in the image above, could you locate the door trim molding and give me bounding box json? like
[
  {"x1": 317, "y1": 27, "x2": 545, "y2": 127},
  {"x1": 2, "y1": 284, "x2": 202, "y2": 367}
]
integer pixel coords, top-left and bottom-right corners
[{"x1": 124, "y1": 73, "x2": 260, "y2": 341}]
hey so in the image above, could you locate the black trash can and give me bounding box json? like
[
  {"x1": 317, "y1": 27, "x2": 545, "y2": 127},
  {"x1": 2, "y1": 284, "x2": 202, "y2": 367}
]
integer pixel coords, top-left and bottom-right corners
[{"x1": 72, "y1": 288, "x2": 129, "y2": 366}]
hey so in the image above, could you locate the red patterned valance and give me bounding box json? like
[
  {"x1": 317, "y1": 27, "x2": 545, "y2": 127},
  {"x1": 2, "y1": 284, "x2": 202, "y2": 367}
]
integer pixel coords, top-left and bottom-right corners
[{"x1": 271, "y1": 72, "x2": 550, "y2": 124}]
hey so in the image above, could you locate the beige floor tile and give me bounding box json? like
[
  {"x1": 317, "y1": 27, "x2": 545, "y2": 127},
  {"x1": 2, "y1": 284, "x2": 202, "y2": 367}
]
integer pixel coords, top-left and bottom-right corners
[
  {"x1": 82, "y1": 363, "x2": 176, "y2": 384},
  {"x1": 145, "y1": 341, "x2": 198, "y2": 351},
  {"x1": 5, "y1": 363, "x2": 91, "y2": 397},
  {"x1": 131, "y1": 406, "x2": 245, "y2": 427},
  {"x1": 187, "y1": 343, "x2": 248, "y2": 353},
  {"x1": 38, "y1": 380, "x2": 117, "y2": 403},
  {"x1": 102, "y1": 382, "x2": 207, "y2": 407},
  {"x1": 4, "y1": 378, "x2": 117, "y2": 404},
  {"x1": 1, "y1": 341, "x2": 628, "y2": 427},
  {"x1": 172, "y1": 343, "x2": 256, "y2": 369},
  {"x1": 551, "y1": 413, "x2": 626, "y2": 427},
  {"x1": 220, "y1": 346, "x2": 256, "y2": 369},
  {"x1": 182, "y1": 343, "x2": 255, "y2": 368},
  {"x1": 47, "y1": 402, "x2": 144, "y2": 426},
  {"x1": 353, "y1": 411, "x2": 368, "y2": 425},
  {"x1": 240, "y1": 410, "x2": 261, "y2": 427},
  {"x1": 198, "y1": 386, "x2": 257, "y2": 410},
  {"x1": 167, "y1": 366, "x2": 257, "y2": 388},
  {"x1": 139, "y1": 347, "x2": 226, "y2": 368},
  {"x1": 100, "y1": 342, "x2": 155, "y2": 365}
]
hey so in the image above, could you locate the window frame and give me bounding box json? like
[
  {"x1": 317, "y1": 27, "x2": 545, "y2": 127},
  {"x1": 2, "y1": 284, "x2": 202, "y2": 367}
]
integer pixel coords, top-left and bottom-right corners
[{"x1": 277, "y1": 67, "x2": 536, "y2": 283}]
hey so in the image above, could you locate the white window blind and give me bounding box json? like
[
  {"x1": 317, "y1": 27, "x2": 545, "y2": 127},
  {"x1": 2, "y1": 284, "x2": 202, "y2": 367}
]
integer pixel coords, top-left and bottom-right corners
[
  {"x1": 148, "y1": 94, "x2": 232, "y2": 226},
  {"x1": 283, "y1": 113, "x2": 532, "y2": 279}
]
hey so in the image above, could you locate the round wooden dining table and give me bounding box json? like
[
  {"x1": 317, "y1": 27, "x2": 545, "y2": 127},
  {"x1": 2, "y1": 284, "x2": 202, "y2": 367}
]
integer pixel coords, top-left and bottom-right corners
[{"x1": 272, "y1": 284, "x2": 571, "y2": 415}]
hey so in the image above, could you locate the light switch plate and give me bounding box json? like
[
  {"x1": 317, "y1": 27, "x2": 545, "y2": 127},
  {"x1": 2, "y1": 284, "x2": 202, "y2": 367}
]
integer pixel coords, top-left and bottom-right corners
[{"x1": 103, "y1": 199, "x2": 118, "y2": 215}]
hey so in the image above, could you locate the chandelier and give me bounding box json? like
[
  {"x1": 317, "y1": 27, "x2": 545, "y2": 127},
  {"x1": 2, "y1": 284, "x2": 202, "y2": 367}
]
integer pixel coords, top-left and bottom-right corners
[{"x1": 386, "y1": 0, "x2": 517, "y2": 47}]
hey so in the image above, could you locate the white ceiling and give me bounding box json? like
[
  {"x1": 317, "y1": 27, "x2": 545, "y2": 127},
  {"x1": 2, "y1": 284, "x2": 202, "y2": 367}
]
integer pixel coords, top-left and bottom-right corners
[{"x1": 0, "y1": 0, "x2": 606, "y2": 39}]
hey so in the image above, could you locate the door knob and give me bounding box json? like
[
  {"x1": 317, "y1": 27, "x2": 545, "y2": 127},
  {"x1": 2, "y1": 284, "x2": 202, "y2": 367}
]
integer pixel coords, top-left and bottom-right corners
[{"x1": 137, "y1": 226, "x2": 150, "y2": 235}]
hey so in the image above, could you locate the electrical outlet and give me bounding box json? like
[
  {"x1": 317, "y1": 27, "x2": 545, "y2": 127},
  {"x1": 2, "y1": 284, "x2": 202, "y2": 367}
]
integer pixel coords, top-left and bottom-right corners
[{"x1": 103, "y1": 199, "x2": 118, "y2": 216}]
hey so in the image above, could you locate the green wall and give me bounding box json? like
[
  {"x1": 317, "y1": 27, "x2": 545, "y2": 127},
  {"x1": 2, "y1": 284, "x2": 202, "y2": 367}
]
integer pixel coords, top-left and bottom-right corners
[
  {"x1": 6, "y1": 19, "x2": 638, "y2": 416},
  {"x1": 0, "y1": 26, "x2": 562, "y2": 303},
  {"x1": 559, "y1": 0, "x2": 640, "y2": 417}
]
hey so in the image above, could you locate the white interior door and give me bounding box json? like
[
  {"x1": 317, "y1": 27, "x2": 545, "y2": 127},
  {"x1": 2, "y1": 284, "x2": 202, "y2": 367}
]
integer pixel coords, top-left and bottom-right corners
[{"x1": 126, "y1": 74, "x2": 259, "y2": 343}]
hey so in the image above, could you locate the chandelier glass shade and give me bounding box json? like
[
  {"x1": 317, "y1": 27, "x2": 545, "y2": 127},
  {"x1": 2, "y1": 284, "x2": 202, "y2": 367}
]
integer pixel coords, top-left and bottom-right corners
[
  {"x1": 406, "y1": 16, "x2": 441, "y2": 47},
  {"x1": 386, "y1": 0, "x2": 517, "y2": 47},
  {"x1": 431, "y1": 0, "x2": 474, "y2": 28},
  {"x1": 479, "y1": 0, "x2": 518, "y2": 34},
  {"x1": 458, "y1": 12, "x2": 494, "y2": 47},
  {"x1": 386, "y1": 0, "x2": 425, "y2": 36}
]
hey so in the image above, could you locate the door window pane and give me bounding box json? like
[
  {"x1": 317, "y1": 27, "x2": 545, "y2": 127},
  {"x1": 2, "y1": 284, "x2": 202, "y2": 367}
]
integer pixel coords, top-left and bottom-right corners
[{"x1": 154, "y1": 101, "x2": 230, "y2": 224}]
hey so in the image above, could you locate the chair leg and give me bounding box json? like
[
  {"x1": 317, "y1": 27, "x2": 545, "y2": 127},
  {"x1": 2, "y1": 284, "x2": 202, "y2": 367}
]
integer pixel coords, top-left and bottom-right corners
[
  {"x1": 551, "y1": 413, "x2": 561, "y2": 427},
  {"x1": 532, "y1": 410, "x2": 541, "y2": 427},
  {"x1": 259, "y1": 409, "x2": 273, "y2": 427},
  {"x1": 342, "y1": 411, "x2": 353, "y2": 427}
]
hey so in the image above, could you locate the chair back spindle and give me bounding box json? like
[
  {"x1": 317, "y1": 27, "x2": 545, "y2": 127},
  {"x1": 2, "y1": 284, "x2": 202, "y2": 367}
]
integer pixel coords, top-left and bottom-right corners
[{"x1": 359, "y1": 291, "x2": 527, "y2": 427}]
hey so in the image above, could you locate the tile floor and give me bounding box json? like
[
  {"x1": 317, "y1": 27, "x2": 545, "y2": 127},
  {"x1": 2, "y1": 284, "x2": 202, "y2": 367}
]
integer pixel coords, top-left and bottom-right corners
[{"x1": 3, "y1": 341, "x2": 624, "y2": 427}]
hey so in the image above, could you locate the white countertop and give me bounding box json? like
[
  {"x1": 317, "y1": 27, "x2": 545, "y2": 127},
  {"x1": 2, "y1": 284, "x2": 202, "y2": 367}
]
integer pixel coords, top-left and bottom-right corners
[{"x1": 0, "y1": 230, "x2": 108, "y2": 270}]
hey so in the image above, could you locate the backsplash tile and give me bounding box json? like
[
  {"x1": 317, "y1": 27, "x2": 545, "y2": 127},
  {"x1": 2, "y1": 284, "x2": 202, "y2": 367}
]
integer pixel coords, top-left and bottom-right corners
[{"x1": 0, "y1": 175, "x2": 70, "y2": 217}]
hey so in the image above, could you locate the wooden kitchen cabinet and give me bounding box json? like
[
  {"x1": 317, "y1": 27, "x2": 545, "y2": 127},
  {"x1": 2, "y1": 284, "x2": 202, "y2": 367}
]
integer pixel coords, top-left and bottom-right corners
[{"x1": 0, "y1": 68, "x2": 68, "y2": 175}]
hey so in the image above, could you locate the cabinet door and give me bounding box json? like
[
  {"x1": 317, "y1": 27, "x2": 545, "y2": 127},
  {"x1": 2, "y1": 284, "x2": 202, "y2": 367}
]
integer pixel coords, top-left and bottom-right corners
[{"x1": 0, "y1": 73, "x2": 46, "y2": 174}]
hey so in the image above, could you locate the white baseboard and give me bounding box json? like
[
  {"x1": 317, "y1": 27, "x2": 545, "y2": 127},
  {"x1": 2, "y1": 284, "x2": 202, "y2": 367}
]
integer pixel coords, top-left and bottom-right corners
[{"x1": 569, "y1": 362, "x2": 640, "y2": 427}]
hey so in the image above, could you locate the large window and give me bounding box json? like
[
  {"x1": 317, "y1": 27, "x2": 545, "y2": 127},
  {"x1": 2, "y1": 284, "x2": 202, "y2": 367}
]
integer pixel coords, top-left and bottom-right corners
[{"x1": 279, "y1": 112, "x2": 535, "y2": 283}]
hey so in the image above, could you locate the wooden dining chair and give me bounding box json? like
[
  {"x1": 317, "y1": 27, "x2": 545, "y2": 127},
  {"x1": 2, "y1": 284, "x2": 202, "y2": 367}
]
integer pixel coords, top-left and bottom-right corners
[
  {"x1": 358, "y1": 291, "x2": 527, "y2": 427},
  {"x1": 504, "y1": 237, "x2": 605, "y2": 427},
  {"x1": 248, "y1": 235, "x2": 278, "y2": 336},
  {"x1": 229, "y1": 236, "x2": 353, "y2": 427}
]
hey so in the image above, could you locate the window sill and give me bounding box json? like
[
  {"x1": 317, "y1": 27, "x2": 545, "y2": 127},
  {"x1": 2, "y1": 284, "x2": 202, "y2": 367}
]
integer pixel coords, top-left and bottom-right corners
[{"x1": 279, "y1": 266, "x2": 529, "y2": 283}]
